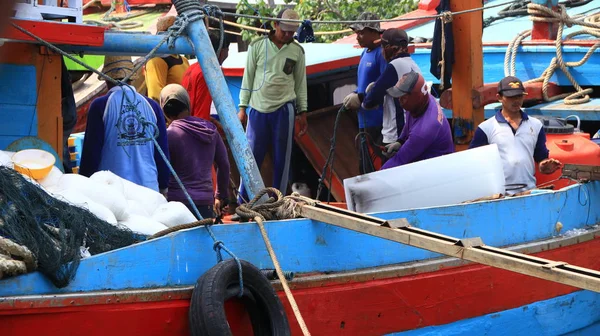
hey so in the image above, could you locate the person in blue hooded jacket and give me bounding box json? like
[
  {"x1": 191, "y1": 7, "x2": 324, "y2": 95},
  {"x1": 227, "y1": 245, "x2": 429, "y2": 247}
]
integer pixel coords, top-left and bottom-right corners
[{"x1": 342, "y1": 12, "x2": 388, "y2": 174}]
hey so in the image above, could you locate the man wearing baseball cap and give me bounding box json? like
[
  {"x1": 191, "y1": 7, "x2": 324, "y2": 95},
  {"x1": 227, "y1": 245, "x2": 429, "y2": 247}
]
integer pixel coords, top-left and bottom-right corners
[
  {"x1": 469, "y1": 76, "x2": 562, "y2": 195},
  {"x1": 382, "y1": 71, "x2": 453, "y2": 169},
  {"x1": 343, "y1": 12, "x2": 387, "y2": 174},
  {"x1": 361, "y1": 28, "x2": 422, "y2": 146},
  {"x1": 237, "y1": 8, "x2": 307, "y2": 203}
]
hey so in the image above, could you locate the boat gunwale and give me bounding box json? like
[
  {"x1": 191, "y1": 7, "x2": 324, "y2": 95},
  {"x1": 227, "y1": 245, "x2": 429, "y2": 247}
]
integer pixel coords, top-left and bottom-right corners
[
  {"x1": 2, "y1": 226, "x2": 598, "y2": 310},
  {"x1": 12, "y1": 182, "x2": 589, "y2": 273}
]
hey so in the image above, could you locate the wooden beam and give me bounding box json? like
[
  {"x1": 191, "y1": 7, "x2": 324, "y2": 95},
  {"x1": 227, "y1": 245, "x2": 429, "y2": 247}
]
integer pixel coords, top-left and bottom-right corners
[
  {"x1": 449, "y1": 0, "x2": 484, "y2": 149},
  {"x1": 3, "y1": 19, "x2": 105, "y2": 47},
  {"x1": 299, "y1": 201, "x2": 600, "y2": 293},
  {"x1": 439, "y1": 82, "x2": 563, "y2": 110},
  {"x1": 531, "y1": 0, "x2": 559, "y2": 40},
  {"x1": 562, "y1": 164, "x2": 600, "y2": 181}
]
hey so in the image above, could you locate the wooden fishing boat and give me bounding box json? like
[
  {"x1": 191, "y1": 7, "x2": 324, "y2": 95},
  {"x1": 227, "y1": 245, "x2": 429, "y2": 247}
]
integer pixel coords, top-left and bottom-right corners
[
  {"x1": 72, "y1": 0, "x2": 600, "y2": 199},
  {"x1": 1, "y1": 182, "x2": 600, "y2": 335},
  {"x1": 2, "y1": 1, "x2": 600, "y2": 335}
]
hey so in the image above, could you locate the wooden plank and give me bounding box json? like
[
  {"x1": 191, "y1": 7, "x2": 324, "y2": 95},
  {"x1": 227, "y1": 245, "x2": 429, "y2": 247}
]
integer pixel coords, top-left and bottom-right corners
[
  {"x1": 3, "y1": 19, "x2": 105, "y2": 47},
  {"x1": 562, "y1": 164, "x2": 600, "y2": 181},
  {"x1": 1, "y1": 44, "x2": 63, "y2": 158},
  {"x1": 0, "y1": 63, "x2": 38, "y2": 149},
  {"x1": 35, "y1": 50, "x2": 63, "y2": 161},
  {"x1": 439, "y1": 82, "x2": 563, "y2": 110},
  {"x1": 0, "y1": 65, "x2": 37, "y2": 105},
  {"x1": 300, "y1": 203, "x2": 600, "y2": 293},
  {"x1": 0, "y1": 105, "x2": 38, "y2": 136}
]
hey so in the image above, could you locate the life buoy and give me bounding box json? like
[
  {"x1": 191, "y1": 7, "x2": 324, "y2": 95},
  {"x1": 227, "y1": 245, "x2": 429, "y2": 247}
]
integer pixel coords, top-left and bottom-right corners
[{"x1": 189, "y1": 259, "x2": 291, "y2": 336}]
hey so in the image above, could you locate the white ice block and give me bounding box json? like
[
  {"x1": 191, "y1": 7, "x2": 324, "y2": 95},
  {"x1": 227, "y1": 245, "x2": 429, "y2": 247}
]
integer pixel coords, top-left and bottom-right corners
[{"x1": 344, "y1": 144, "x2": 506, "y2": 213}]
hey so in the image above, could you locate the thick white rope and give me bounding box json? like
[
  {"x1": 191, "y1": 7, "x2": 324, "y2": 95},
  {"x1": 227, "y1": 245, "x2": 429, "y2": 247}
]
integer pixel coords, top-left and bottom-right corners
[
  {"x1": 0, "y1": 236, "x2": 37, "y2": 279},
  {"x1": 506, "y1": 4, "x2": 600, "y2": 105}
]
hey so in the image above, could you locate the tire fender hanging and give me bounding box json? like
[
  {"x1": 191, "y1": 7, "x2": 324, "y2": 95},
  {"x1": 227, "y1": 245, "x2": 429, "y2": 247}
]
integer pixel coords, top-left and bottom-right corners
[{"x1": 189, "y1": 259, "x2": 291, "y2": 336}]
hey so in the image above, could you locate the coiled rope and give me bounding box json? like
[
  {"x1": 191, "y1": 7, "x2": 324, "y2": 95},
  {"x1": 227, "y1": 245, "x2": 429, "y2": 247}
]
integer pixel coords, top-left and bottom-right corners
[{"x1": 505, "y1": 3, "x2": 600, "y2": 105}]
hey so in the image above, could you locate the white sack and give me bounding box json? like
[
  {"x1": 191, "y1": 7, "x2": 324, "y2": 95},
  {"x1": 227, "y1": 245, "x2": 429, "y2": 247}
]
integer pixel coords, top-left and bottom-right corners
[
  {"x1": 90, "y1": 170, "x2": 125, "y2": 195},
  {"x1": 152, "y1": 201, "x2": 197, "y2": 228},
  {"x1": 127, "y1": 199, "x2": 149, "y2": 217},
  {"x1": 118, "y1": 214, "x2": 168, "y2": 236},
  {"x1": 53, "y1": 188, "x2": 118, "y2": 225},
  {"x1": 57, "y1": 174, "x2": 130, "y2": 221},
  {"x1": 37, "y1": 166, "x2": 63, "y2": 189}
]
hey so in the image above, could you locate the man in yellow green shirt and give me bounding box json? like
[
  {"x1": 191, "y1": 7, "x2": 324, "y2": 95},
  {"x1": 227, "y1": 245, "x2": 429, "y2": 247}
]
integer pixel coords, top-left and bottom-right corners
[{"x1": 237, "y1": 9, "x2": 308, "y2": 203}]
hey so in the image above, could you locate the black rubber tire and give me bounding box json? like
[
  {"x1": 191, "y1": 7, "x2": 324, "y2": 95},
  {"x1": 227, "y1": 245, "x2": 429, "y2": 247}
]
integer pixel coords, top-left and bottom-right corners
[{"x1": 189, "y1": 259, "x2": 291, "y2": 336}]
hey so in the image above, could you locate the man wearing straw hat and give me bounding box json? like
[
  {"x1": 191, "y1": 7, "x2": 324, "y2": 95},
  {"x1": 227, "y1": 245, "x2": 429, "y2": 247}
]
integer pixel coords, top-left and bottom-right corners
[
  {"x1": 80, "y1": 56, "x2": 170, "y2": 193},
  {"x1": 236, "y1": 8, "x2": 308, "y2": 203},
  {"x1": 145, "y1": 15, "x2": 190, "y2": 102}
]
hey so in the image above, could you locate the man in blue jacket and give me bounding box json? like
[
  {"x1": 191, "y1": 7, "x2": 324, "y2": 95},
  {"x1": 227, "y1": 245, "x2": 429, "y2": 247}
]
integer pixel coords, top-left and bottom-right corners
[
  {"x1": 80, "y1": 56, "x2": 170, "y2": 193},
  {"x1": 342, "y1": 12, "x2": 387, "y2": 174}
]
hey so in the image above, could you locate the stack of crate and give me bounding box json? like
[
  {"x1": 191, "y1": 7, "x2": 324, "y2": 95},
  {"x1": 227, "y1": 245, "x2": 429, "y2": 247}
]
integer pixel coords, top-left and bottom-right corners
[{"x1": 67, "y1": 132, "x2": 85, "y2": 174}]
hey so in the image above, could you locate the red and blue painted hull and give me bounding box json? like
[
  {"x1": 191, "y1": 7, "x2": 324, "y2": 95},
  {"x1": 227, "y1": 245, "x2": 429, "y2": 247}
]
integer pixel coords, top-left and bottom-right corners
[{"x1": 2, "y1": 223, "x2": 600, "y2": 335}]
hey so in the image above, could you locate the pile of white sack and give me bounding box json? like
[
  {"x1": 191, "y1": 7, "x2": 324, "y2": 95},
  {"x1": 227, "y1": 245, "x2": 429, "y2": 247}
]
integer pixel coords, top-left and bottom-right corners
[{"x1": 0, "y1": 151, "x2": 197, "y2": 236}]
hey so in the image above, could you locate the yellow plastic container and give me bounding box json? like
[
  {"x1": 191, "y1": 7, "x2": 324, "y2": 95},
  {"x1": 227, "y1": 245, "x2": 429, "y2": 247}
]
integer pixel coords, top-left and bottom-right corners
[{"x1": 11, "y1": 149, "x2": 56, "y2": 180}]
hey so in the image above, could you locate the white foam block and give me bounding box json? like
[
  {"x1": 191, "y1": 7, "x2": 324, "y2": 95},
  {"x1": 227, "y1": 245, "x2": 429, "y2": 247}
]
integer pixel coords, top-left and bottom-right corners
[{"x1": 344, "y1": 144, "x2": 506, "y2": 213}]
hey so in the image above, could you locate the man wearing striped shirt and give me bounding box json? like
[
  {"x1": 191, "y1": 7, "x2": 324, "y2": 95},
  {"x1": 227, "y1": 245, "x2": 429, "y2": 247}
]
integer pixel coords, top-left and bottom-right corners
[{"x1": 237, "y1": 9, "x2": 308, "y2": 203}]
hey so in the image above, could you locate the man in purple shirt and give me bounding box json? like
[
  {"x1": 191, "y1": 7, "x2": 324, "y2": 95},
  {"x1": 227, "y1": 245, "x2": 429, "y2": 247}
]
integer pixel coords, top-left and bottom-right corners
[
  {"x1": 382, "y1": 71, "x2": 454, "y2": 169},
  {"x1": 160, "y1": 84, "x2": 230, "y2": 219}
]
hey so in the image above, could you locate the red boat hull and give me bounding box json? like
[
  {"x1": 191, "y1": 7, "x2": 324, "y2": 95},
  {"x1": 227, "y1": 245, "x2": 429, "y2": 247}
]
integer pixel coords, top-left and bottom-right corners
[{"x1": 1, "y1": 237, "x2": 599, "y2": 335}]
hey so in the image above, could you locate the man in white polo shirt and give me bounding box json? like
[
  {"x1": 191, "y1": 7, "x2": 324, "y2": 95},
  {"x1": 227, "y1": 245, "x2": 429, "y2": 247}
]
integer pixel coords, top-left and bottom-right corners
[{"x1": 469, "y1": 76, "x2": 561, "y2": 194}]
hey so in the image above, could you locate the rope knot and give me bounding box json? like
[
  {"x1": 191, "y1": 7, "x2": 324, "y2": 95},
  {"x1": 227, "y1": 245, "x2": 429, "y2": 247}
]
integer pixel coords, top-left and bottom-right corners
[
  {"x1": 202, "y1": 4, "x2": 224, "y2": 18},
  {"x1": 213, "y1": 240, "x2": 224, "y2": 252},
  {"x1": 440, "y1": 11, "x2": 454, "y2": 24},
  {"x1": 167, "y1": 0, "x2": 208, "y2": 49}
]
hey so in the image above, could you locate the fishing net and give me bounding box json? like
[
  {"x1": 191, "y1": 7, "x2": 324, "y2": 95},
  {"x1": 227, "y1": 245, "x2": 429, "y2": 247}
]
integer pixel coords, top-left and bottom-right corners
[{"x1": 0, "y1": 166, "x2": 139, "y2": 288}]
